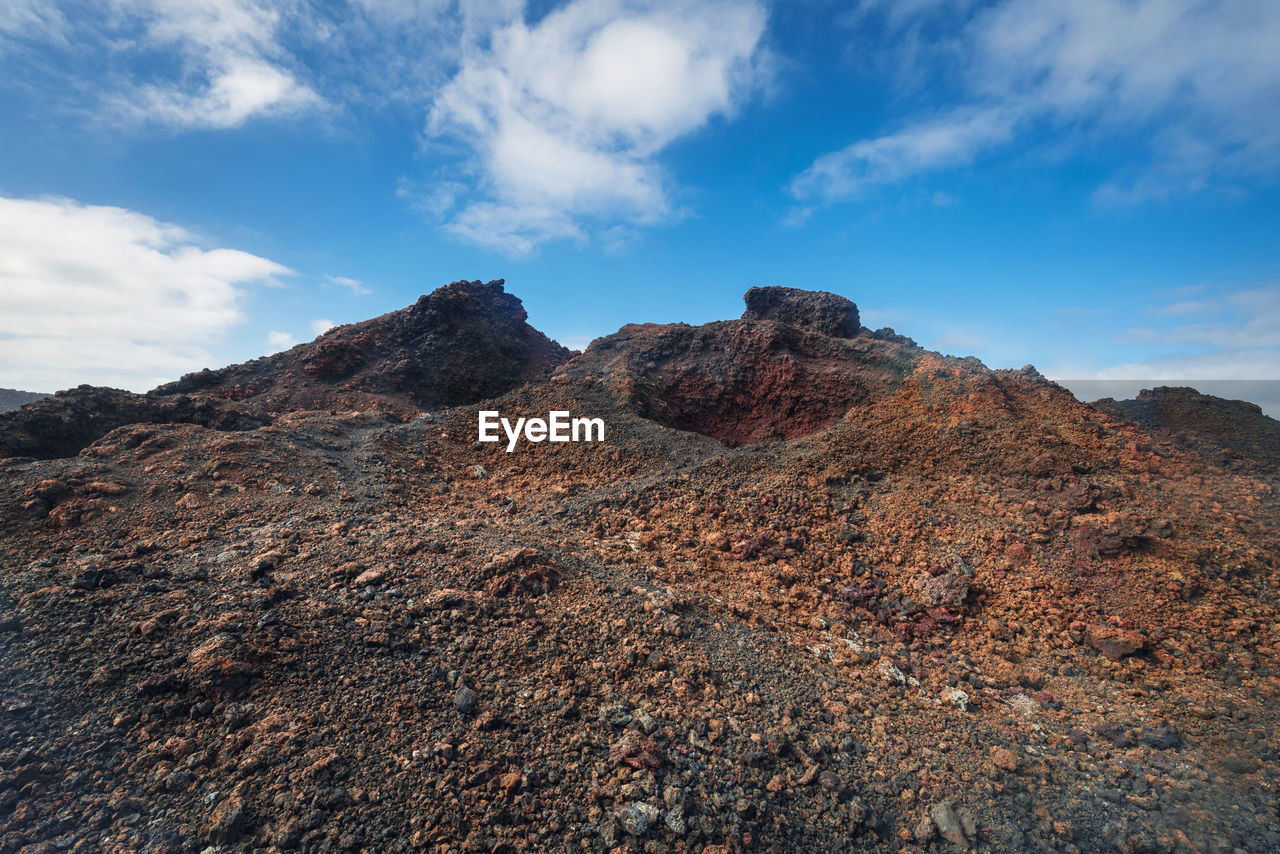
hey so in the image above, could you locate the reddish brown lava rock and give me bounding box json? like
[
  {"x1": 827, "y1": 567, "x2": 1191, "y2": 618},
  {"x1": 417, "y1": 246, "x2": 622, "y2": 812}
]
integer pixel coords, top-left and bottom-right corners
[
  {"x1": 480, "y1": 547, "x2": 561, "y2": 597},
  {"x1": 1084, "y1": 624, "x2": 1147, "y2": 660},
  {"x1": 609, "y1": 731, "x2": 664, "y2": 771},
  {"x1": 913, "y1": 566, "x2": 971, "y2": 610},
  {"x1": 565, "y1": 287, "x2": 914, "y2": 445}
]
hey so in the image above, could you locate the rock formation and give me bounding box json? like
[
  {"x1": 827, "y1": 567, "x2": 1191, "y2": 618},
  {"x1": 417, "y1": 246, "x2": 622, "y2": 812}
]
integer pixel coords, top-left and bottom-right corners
[
  {"x1": 0, "y1": 279, "x2": 571, "y2": 459},
  {"x1": 741, "y1": 285, "x2": 861, "y2": 338},
  {"x1": 1096, "y1": 385, "x2": 1280, "y2": 472},
  {"x1": 158, "y1": 278, "x2": 572, "y2": 415},
  {"x1": 0, "y1": 385, "x2": 270, "y2": 460}
]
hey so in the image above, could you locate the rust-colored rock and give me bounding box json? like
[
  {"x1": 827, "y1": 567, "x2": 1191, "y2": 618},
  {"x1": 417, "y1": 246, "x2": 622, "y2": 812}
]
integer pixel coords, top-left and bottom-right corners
[{"x1": 1084, "y1": 625, "x2": 1147, "y2": 660}]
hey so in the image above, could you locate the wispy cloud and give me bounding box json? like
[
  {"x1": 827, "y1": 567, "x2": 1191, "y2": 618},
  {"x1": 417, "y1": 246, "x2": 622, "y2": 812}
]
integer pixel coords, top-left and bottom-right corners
[
  {"x1": 3, "y1": 1, "x2": 769, "y2": 254},
  {"x1": 797, "y1": 0, "x2": 1280, "y2": 208},
  {"x1": 326, "y1": 274, "x2": 371, "y2": 296},
  {"x1": 0, "y1": 0, "x2": 455, "y2": 130},
  {"x1": 1119, "y1": 286, "x2": 1280, "y2": 349},
  {"x1": 100, "y1": 0, "x2": 323, "y2": 129},
  {"x1": 791, "y1": 105, "x2": 1018, "y2": 204},
  {"x1": 0, "y1": 0, "x2": 65, "y2": 47},
  {"x1": 0, "y1": 194, "x2": 291, "y2": 392},
  {"x1": 1048, "y1": 283, "x2": 1280, "y2": 414},
  {"x1": 426, "y1": 0, "x2": 769, "y2": 255}
]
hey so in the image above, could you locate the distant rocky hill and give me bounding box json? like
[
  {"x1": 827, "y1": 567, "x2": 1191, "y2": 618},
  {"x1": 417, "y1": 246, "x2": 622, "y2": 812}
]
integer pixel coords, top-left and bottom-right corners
[
  {"x1": 0, "y1": 387, "x2": 48, "y2": 413},
  {"x1": 1095, "y1": 385, "x2": 1280, "y2": 472}
]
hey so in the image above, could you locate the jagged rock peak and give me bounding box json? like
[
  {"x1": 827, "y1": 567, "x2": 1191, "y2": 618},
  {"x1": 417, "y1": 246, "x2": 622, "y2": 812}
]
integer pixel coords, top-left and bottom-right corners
[
  {"x1": 741, "y1": 286, "x2": 861, "y2": 339},
  {"x1": 410, "y1": 278, "x2": 527, "y2": 323}
]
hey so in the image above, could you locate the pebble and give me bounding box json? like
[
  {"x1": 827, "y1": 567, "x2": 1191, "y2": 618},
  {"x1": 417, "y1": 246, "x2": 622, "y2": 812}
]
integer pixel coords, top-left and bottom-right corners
[
  {"x1": 930, "y1": 800, "x2": 966, "y2": 846},
  {"x1": 942, "y1": 686, "x2": 970, "y2": 712},
  {"x1": 453, "y1": 685, "x2": 478, "y2": 716},
  {"x1": 615, "y1": 801, "x2": 660, "y2": 836},
  {"x1": 990, "y1": 746, "x2": 1018, "y2": 772}
]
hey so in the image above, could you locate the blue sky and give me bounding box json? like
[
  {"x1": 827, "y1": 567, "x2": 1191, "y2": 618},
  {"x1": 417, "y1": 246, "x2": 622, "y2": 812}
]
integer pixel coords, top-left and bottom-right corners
[{"x1": 1, "y1": 0, "x2": 1278, "y2": 412}]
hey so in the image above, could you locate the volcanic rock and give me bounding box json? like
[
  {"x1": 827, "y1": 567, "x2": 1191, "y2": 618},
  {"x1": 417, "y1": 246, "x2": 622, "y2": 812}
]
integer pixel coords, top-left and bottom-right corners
[
  {"x1": 566, "y1": 289, "x2": 905, "y2": 445},
  {"x1": 1096, "y1": 385, "x2": 1280, "y2": 472},
  {"x1": 1, "y1": 281, "x2": 1278, "y2": 854},
  {"x1": 1084, "y1": 624, "x2": 1147, "y2": 660},
  {"x1": 0, "y1": 385, "x2": 270, "y2": 460},
  {"x1": 0, "y1": 280, "x2": 571, "y2": 460},
  {"x1": 931, "y1": 800, "x2": 967, "y2": 845},
  {"x1": 158, "y1": 278, "x2": 571, "y2": 416},
  {"x1": 742, "y1": 285, "x2": 861, "y2": 338}
]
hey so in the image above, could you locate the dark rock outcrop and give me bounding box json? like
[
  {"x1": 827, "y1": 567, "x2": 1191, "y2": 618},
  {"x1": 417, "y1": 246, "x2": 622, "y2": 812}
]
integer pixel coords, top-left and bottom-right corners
[
  {"x1": 562, "y1": 288, "x2": 918, "y2": 446},
  {"x1": 159, "y1": 279, "x2": 572, "y2": 416},
  {"x1": 741, "y1": 286, "x2": 861, "y2": 338},
  {"x1": 0, "y1": 386, "x2": 270, "y2": 460},
  {"x1": 1095, "y1": 386, "x2": 1280, "y2": 472}
]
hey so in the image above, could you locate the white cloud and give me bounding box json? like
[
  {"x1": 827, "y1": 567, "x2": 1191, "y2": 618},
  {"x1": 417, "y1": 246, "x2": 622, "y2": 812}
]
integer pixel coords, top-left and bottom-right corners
[
  {"x1": 325, "y1": 274, "x2": 370, "y2": 295},
  {"x1": 0, "y1": 0, "x2": 323, "y2": 129},
  {"x1": 3, "y1": 1, "x2": 767, "y2": 253},
  {"x1": 427, "y1": 0, "x2": 768, "y2": 254},
  {"x1": 1049, "y1": 283, "x2": 1280, "y2": 415},
  {"x1": 112, "y1": 0, "x2": 323, "y2": 129},
  {"x1": 0, "y1": 0, "x2": 65, "y2": 46},
  {"x1": 1085, "y1": 350, "x2": 1280, "y2": 383},
  {"x1": 792, "y1": 105, "x2": 1017, "y2": 203},
  {"x1": 799, "y1": 0, "x2": 1280, "y2": 206},
  {"x1": 0, "y1": 195, "x2": 291, "y2": 392},
  {"x1": 310, "y1": 318, "x2": 334, "y2": 336},
  {"x1": 1119, "y1": 286, "x2": 1280, "y2": 349},
  {"x1": 266, "y1": 330, "x2": 299, "y2": 352}
]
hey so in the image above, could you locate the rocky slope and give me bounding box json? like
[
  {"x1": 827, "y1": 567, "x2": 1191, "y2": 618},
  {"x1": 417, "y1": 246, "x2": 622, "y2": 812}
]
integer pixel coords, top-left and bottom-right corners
[
  {"x1": 1096, "y1": 386, "x2": 1280, "y2": 473},
  {"x1": 0, "y1": 386, "x2": 271, "y2": 461},
  {"x1": 157, "y1": 279, "x2": 571, "y2": 416},
  {"x1": 1, "y1": 282, "x2": 1277, "y2": 854}
]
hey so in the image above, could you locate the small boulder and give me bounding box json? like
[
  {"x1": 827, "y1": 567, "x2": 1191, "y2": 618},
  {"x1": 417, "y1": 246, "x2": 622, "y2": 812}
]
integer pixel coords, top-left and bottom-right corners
[
  {"x1": 914, "y1": 566, "x2": 970, "y2": 610},
  {"x1": 453, "y1": 685, "x2": 479, "y2": 716}
]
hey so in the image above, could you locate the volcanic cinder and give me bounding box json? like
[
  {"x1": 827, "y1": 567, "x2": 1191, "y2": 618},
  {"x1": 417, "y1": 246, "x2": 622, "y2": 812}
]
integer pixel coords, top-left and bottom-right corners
[{"x1": 1, "y1": 280, "x2": 1277, "y2": 853}]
